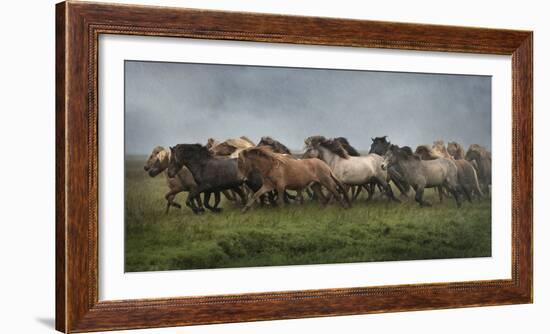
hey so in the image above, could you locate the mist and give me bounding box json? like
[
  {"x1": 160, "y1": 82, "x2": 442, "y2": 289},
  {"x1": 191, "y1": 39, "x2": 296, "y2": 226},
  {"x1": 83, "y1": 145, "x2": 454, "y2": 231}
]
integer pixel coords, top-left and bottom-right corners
[{"x1": 125, "y1": 60, "x2": 491, "y2": 155}]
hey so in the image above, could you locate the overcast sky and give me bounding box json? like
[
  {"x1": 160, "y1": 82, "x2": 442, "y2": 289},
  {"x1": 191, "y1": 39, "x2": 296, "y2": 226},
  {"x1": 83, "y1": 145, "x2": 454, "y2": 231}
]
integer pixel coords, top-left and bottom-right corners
[{"x1": 125, "y1": 60, "x2": 491, "y2": 155}]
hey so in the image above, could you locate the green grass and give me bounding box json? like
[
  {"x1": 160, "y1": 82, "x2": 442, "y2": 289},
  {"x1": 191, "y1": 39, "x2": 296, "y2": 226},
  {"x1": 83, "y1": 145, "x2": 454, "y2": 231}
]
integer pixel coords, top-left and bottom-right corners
[{"x1": 125, "y1": 157, "x2": 491, "y2": 272}]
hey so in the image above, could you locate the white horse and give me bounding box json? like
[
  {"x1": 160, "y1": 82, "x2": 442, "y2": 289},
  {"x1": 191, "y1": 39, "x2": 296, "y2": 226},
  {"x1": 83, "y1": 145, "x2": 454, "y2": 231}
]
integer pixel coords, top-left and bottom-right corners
[{"x1": 304, "y1": 138, "x2": 398, "y2": 201}]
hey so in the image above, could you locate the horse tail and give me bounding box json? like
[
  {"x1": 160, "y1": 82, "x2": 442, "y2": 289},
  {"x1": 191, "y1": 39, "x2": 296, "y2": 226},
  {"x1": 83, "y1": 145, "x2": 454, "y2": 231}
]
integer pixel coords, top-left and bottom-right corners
[
  {"x1": 330, "y1": 171, "x2": 350, "y2": 205},
  {"x1": 470, "y1": 164, "x2": 484, "y2": 197}
]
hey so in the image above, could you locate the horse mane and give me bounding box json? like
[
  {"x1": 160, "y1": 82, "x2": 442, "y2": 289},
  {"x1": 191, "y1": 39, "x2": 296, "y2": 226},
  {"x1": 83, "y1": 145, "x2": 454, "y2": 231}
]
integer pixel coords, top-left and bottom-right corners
[
  {"x1": 319, "y1": 139, "x2": 350, "y2": 159},
  {"x1": 259, "y1": 136, "x2": 291, "y2": 154},
  {"x1": 174, "y1": 143, "x2": 212, "y2": 161},
  {"x1": 414, "y1": 145, "x2": 440, "y2": 160},
  {"x1": 432, "y1": 140, "x2": 451, "y2": 158},
  {"x1": 206, "y1": 138, "x2": 219, "y2": 149},
  {"x1": 466, "y1": 144, "x2": 491, "y2": 160},
  {"x1": 334, "y1": 137, "x2": 360, "y2": 156},
  {"x1": 242, "y1": 146, "x2": 289, "y2": 165},
  {"x1": 151, "y1": 146, "x2": 165, "y2": 155},
  {"x1": 304, "y1": 135, "x2": 327, "y2": 147},
  {"x1": 392, "y1": 145, "x2": 419, "y2": 161},
  {"x1": 239, "y1": 136, "x2": 255, "y2": 146}
]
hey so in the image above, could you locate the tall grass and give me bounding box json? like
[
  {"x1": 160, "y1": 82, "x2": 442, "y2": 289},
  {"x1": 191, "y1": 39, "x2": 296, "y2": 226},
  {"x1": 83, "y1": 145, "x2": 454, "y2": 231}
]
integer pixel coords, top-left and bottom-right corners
[{"x1": 125, "y1": 158, "x2": 491, "y2": 272}]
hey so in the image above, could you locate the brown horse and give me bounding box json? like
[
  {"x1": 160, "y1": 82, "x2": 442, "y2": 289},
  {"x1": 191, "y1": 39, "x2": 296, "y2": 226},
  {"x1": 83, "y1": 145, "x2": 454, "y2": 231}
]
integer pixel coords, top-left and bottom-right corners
[{"x1": 237, "y1": 146, "x2": 350, "y2": 212}]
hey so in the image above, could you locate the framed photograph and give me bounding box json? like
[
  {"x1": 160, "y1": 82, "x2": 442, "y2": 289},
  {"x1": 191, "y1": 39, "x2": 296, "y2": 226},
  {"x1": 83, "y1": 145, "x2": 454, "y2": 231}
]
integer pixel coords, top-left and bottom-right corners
[{"x1": 56, "y1": 1, "x2": 532, "y2": 332}]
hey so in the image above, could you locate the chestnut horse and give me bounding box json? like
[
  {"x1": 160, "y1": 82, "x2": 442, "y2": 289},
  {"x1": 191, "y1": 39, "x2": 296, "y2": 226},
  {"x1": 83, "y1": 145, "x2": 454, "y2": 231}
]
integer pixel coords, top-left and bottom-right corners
[{"x1": 237, "y1": 146, "x2": 350, "y2": 212}]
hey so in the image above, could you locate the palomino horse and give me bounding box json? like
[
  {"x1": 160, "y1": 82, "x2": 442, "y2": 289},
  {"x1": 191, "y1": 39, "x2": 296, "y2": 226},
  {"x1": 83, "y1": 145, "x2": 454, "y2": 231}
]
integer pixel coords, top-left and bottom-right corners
[
  {"x1": 382, "y1": 145, "x2": 462, "y2": 207},
  {"x1": 237, "y1": 146, "x2": 350, "y2": 212},
  {"x1": 304, "y1": 137, "x2": 398, "y2": 202},
  {"x1": 167, "y1": 144, "x2": 252, "y2": 214},
  {"x1": 143, "y1": 146, "x2": 204, "y2": 213}
]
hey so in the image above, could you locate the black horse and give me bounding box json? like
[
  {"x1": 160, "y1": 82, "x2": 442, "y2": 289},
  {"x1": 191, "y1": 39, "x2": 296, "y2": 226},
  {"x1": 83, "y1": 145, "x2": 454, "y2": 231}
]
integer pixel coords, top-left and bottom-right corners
[
  {"x1": 257, "y1": 136, "x2": 292, "y2": 154},
  {"x1": 167, "y1": 144, "x2": 250, "y2": 214},
  {"x1": 368, "y1": 136, "x2": 410, "y2": 197},
  {"x1": 369, "y1": 136, "x2": 392, "y2": 155}
]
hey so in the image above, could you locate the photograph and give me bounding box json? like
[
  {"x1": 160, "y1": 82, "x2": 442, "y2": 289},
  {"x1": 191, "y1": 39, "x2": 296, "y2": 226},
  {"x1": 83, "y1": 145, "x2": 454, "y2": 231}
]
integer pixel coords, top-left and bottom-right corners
[{"x1": 125, "y1": 60, "x2": 492, "y2": 272}]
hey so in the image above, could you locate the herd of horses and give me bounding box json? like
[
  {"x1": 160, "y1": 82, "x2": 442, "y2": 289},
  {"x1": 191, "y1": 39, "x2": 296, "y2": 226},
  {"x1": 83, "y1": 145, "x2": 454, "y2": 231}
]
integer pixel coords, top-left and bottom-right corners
[{"x1": 142, "y1": 135, "x2": 492, "y2": 214}]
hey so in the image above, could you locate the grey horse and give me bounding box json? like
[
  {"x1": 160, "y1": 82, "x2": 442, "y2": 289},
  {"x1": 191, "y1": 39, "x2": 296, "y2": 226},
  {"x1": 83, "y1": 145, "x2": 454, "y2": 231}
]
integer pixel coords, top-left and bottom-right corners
[{"x1": 382, "y1": 145, "x2": 462, "y2": 207}]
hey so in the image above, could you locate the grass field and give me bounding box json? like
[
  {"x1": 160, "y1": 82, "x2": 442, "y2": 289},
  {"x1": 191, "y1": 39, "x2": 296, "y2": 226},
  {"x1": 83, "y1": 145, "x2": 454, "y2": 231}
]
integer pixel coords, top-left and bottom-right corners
[{"x1": 125, "y1": 156, "x2": 491, "y2": 272}]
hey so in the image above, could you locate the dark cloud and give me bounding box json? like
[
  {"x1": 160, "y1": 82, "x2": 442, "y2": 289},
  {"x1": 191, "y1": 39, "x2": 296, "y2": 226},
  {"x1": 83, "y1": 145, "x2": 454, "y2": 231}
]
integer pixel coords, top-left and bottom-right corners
[{"x1": 125, "y1": 60, "x2": 491, "y2": 154}]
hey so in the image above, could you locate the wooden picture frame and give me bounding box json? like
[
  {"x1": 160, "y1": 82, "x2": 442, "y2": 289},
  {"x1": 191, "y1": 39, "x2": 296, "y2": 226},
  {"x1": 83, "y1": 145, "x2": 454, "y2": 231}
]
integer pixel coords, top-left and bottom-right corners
[{"x1": 56, "y1": 1, "x2": 533, "y2": 332}]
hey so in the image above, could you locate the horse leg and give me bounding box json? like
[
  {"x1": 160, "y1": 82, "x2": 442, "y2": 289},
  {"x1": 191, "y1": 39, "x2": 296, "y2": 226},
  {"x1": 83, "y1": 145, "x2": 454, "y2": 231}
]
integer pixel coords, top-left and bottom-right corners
[
  {"x1": 275, "y1": 183, "x2": 287, "y2": 207},
  {"x1": 267, "y1": 191, "x2": 278, "y2": 206},
  {"x1": 230, "y1": 186, "x2": 247, "y2": 206},
  {"x1": 389, "y1": 167, "x2": 409, "y2": 197},
  {"x1": 376, "y1": 177, "x2": 399, "y2": 203},
  {"x1": 415, "y1": 186, "x2": 431, "y2": 207},
  {"x1": 211, "y1": 192, "x2": 222, "y2": 212},
  {"x1": 321, "y1": 178, "x2": 347, "y2": 208},
  {"x1": 222, "y1": 190, "x2": 235, "y2": 201},
  {"x1": 164, "y1": 189, "x2": 181, "y2": 214},
  {"x1": 437, "y1": 186, "x2": 444, "y2": 202},
  {"x1": 296, "y1": 190, "x2": 304, "y2": 205},
  {"x1": 243, "y1": 185, "x2": 273, "y2": 212},
  {"x1": 283, "y1": 191, "x2": 291, "y2": 204},
  {"x1": 305, "y1": 187, "x2": 315, "y2": 200},
  {"x1": 363, "y1": 182, "x2": 375, "y2": 202},
  {"x1": 310, "y1": 183, "x2": 328, "y2": 205},
  {"x1": 204, "y1": 191, "x2": 222, "y2": 213},
  {"x1": 446, "y1": 184, "x2": 463, "y2": 208},
  {"x1": 186, "y1": 189, "x2": 204, "y2": 214},
  {"x1": 462, "y1": 185, "x2": 473, "y2": 203},
  {"x1": 352, "y1": 185, "x2": 363, "y2": 200}
]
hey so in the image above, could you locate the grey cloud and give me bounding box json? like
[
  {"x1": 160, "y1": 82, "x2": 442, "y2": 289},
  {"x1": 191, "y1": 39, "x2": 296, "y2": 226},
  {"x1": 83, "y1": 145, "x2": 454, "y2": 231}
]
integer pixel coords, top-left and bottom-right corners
[{"x1": 125, "y1": 61, "x2": 491, "y2": 155}]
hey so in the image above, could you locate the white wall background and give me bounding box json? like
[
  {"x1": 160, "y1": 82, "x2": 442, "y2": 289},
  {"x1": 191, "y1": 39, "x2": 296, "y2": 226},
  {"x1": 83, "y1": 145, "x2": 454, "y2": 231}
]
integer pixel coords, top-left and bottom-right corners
[{"x1": 0, "y1": 0, "x2": 546, "y2": 333}]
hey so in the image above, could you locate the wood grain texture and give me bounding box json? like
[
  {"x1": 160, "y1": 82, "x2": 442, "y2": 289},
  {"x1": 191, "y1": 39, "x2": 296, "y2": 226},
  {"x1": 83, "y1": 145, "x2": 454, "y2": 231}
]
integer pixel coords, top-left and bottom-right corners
[{"x1": 55, "y1": 1, "x2": 533, "y2": 332}]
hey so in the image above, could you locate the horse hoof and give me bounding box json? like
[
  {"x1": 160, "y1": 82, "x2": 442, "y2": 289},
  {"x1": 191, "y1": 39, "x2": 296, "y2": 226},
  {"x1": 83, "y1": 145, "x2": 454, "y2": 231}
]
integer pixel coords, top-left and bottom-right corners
[{"x1": 211, "y1": 208, "x2": 223, "y2": 213}]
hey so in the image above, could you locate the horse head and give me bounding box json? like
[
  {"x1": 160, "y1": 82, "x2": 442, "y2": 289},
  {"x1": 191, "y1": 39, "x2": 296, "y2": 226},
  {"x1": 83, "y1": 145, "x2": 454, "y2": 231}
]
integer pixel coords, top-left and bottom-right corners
[
  {"x1": 167, "y1": 144, "x2": 211, "y2": 178},
  {"x1": 302, "y1": 147, "x2": 320, "y2": 159},
  {"x1": 258, "y1": 136, "x2": 274, "y2": 146},
  {"x1": 144, "y1": 146, "x2": 166, "y2": 177},
  {"x1": 382, "y1": 145, "x2": 412, "y2": 170},
  {"x1": 369, "y1": 136, "x2": 391, "y2": 155},
  {"x1": 447, "y1": 142, "x2": 465, "y2": 160}
]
